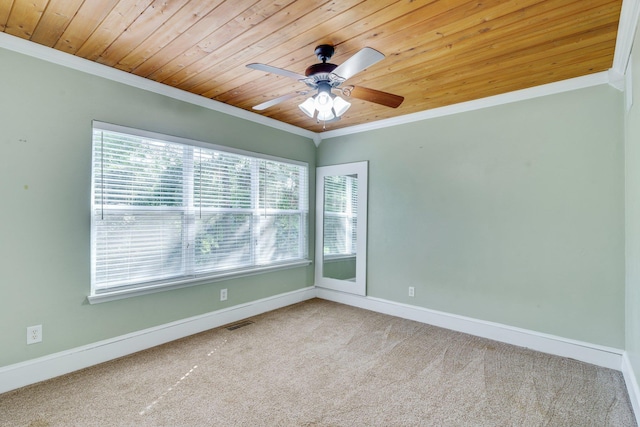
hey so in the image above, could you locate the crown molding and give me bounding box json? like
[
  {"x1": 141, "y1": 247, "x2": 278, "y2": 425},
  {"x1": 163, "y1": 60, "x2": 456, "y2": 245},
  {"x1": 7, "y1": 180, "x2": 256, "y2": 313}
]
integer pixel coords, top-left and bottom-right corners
[
  {"x1": 613, "y1": 0, "x2": 640, "y2": 75},
  {"x1": 609, "y1": 68, "x2": 627, "y2": 91},
  {"x1": 0, "y1": 32, "x2": 317, "y2": 143},
  {"x1": 319, "y1": 71, "x2": 610, "y2": 141}
]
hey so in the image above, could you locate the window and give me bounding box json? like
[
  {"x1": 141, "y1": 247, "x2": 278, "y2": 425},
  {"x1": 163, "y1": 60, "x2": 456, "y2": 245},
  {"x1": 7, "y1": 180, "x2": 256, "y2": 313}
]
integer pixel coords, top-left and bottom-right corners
[
  {"x1": 90, "y1": 122, "x2": 308, "y2": 300},
  {"x1": 323, "y1": 175, "x2": 358, "y2": 258}
]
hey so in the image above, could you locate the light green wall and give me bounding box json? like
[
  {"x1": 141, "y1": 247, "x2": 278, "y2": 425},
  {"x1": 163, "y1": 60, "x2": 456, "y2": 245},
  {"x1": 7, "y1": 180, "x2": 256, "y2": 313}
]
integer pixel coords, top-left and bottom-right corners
[
  {"x1": 323, "y1": 257, "x2": 357, "y2": 280},
  {"x1": 318, "y1": 85, "x2": 625, "y2": 348},
  {"x1": 0, "y1": 48, "x2": 316, "y2": 367},
  {"x1": 0, "y1": 38, "x2": 630, "y2": 369},
  {"x1": 625, "y1": 16, "x2": 640, "y2": 389}
]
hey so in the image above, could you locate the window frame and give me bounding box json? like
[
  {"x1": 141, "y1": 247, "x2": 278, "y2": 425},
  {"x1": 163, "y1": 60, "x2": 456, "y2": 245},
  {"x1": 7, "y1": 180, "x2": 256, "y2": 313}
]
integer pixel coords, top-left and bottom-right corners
[{"x1": 88, "y1": 121, "x2": 311, "y2": 304}]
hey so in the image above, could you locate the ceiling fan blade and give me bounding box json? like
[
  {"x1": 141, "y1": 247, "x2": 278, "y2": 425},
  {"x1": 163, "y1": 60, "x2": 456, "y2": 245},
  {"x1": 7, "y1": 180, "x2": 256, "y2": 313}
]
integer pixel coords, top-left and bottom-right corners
[
  {"x1": 252, "y1": 92, "x2": 308, "y2": 110},
  {"x1": 246, "y1": 63, "x2": 307, "y2": 81},
  {"x1": 347, "y1": 86, "x2": 404, "y2": 108},
  {"x1": 332, "y1": 47, "x2": 385, "y2": 81}
]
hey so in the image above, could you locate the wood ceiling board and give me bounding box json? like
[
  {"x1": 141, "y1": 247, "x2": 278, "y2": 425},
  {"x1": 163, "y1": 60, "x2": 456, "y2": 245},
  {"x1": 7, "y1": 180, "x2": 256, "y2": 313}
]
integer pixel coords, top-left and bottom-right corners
[
  {"x1": 142, "y1": 0, "x2": 276, "y2": 82},
  {"x1": 109, "y1": 0, "x2": 225, "y2": 72},
  {"x1": 0, "y1": 1, "x2": 15, "y2": 32},
  {"x1": 29, "y1": 0, "x2": 84, "y2": 47},
  {"x1": 126, "y1": 0, "x2": 247, "y2": 77},
  {"x1": 398, "y1": 47, "x2": 615, "y2": 108},
  {"x1": 152, "y1": 0, "x2": 305, "y2": 87},
  {"x1": 53, "y1": 0, "x2": 120, "y2": 54},
  {"x1": 330, "y1": 0, "x2": 618, "y2": 86},
  {"x1": 4, "y1": 0, "x2": 48, "y2": 39},
  {"x1": 95, "y1": 0, "x2": 192, "y2": 67},
  {"x1": 433, "y1": 26, "x2": 620, "y2": 86},
  {"x1": 0, "y1": 0, "x2": 623, "y2": 133},
  {"x1": 352, "y1": 6, "x2": 620, "y2": 95},
  {"x1": 74, "y1": 0, "x2": 155, "y2": 61}
]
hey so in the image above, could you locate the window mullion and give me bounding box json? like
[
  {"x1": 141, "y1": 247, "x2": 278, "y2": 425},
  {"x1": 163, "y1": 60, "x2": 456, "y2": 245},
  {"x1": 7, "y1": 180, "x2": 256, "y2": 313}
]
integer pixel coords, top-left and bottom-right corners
[
  {"x1": 183, "y1": 146, "x2": 195, "y2": 277},
  {"x1": 251, "y1": 159, "x2": 261, "y2": 265},
  {"x1": 345, "y1": 176, "x2": 353, "y2": 255},
  {"x1": 299, "y1": 167, "x2": 307, "y2": 258}
]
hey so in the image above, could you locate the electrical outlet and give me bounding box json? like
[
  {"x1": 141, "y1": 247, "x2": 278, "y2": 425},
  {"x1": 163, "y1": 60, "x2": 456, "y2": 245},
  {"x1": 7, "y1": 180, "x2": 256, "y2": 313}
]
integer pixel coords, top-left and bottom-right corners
[
  {"x1": 27, "y1": 325, "x2": 42, "y2": 344},
  {"x1": 408, "y1": 287, "x2": 415, "y2": 297},
  {"x1": 220, "y1": 288, "x2": 228, "y2": 301}
]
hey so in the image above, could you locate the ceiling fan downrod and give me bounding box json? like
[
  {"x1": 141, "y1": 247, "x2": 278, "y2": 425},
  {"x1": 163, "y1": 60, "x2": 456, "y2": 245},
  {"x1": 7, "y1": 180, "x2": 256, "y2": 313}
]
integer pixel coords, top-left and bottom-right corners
[{"x1": 305, "y1": 45, "x2": 339, "y2": 78}]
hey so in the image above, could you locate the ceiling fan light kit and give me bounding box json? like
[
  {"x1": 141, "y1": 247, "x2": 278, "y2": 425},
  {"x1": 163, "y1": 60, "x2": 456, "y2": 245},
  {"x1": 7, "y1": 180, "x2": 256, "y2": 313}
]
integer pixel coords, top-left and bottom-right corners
[
  {"x1": 298, "y1": 81, "x2": 352, "y2": 122},
  {"x1": 313, "y1": 83, "x2": 333, "y2": 112},
  {"x1": 247, "y1": 44, "x2": 404, "y2": 127}
]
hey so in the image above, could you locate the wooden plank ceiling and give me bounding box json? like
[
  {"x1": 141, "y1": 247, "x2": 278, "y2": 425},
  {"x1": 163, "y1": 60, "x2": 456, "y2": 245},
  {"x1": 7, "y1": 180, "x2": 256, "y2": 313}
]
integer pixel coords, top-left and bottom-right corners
[{"x1": 0, "y1": 0, "x2": 623, "y2": 133}]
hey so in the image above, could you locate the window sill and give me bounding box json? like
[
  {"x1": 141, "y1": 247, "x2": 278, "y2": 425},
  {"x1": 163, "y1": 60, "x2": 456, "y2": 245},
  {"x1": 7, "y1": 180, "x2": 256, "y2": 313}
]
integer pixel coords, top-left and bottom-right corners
[{"x1": 87, "y1": 259, "x2": 313, "y2": 304}]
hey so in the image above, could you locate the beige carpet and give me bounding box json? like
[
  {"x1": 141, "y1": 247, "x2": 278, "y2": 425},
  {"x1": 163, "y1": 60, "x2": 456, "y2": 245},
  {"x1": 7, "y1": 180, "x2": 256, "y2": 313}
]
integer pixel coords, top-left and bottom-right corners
[{"x1": 0, "y1": 298, "x2": 636, "y2": 426}]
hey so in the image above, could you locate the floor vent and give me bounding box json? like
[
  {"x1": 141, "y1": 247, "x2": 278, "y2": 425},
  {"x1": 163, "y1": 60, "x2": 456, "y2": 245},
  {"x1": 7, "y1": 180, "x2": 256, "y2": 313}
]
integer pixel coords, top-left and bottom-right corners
[{"x1": 226, "y1": 320, "x2": 255, "y2": 331}]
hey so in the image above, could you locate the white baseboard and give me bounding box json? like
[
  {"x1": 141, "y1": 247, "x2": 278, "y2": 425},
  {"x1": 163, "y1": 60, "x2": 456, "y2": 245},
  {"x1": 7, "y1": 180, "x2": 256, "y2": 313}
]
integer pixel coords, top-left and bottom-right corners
[
  {"x1": 0, "y1": 286, "x2": 316, "y2": 394},
  {"x1": 622, "y1": 352, "x2": 640, "y2": 425},
  {"x1": 315, "y1": 288, "x2": 624, "y2": 370},
  {"x1": 0, "y1": 285, "x2": 631, "y2": 404}
]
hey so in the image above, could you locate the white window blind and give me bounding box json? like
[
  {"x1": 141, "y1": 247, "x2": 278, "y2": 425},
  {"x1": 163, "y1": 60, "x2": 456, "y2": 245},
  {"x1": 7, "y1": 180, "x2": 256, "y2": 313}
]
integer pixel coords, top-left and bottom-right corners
[
  {"x1": 91, "y1": 123, "x2": 308, "y2": 296},
  {"x1": 323, "y1": 175, "x2": 357, "y2": 257}
]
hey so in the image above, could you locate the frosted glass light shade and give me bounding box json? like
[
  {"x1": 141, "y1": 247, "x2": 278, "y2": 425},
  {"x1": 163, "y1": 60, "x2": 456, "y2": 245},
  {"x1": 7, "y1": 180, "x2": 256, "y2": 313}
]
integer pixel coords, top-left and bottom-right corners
[
  {"x1": 298, "y1": 97, "x2": 315, "y2": 118},
  {"x1": 317, "y1": 110, "x2": 335, "y2": 121},
  {"x1": 314, "y1": 91, "x2": 333, "y2": 112},
  {"x1": 333, "y1": 96, "x2": 351, "y2": 117}
]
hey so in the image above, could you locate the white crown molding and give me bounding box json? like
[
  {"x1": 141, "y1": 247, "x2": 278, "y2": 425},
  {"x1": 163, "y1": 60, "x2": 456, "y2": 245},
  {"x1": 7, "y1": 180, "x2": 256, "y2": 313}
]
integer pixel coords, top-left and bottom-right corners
[
  {"x1": 0, "y1": 32, "x2": 317, "y2": 142},
  {"x1": 613, "y1": 0, "x2": 640, "y2": 75},
  {"x1": 609, "y1": 68, "x2": 627, "y2": 91},
  {"x1": 319, "y1": 71, "x2": 611, "y2": 141}
]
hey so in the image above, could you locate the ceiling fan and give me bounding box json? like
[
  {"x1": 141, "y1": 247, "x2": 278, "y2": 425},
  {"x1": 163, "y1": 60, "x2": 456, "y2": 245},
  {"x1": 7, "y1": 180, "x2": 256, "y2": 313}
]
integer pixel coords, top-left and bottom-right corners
[{"x1": 246, "y1": 44, "x2": 404, "y2": 124}]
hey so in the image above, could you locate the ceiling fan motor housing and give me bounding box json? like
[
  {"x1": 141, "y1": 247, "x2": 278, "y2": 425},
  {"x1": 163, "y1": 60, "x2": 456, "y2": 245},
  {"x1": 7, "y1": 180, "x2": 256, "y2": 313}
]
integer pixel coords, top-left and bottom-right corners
[
  {"x1": 302, "y1": 45, "x2": 346, "y2": 90},
  {"x1": 305, "y1": 62, "x2": 337, "y2": 77},
  {"x1": 303, "y1": 62, "x2": 345, "y2": 89}
]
